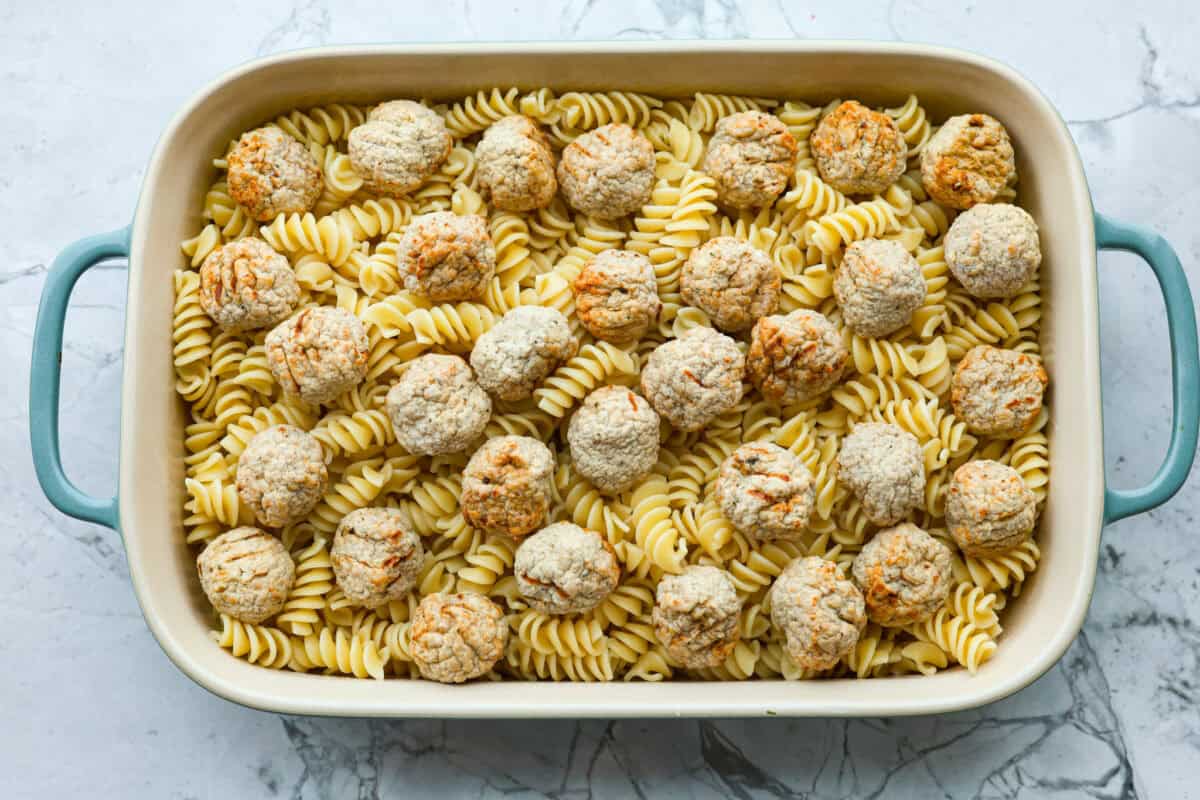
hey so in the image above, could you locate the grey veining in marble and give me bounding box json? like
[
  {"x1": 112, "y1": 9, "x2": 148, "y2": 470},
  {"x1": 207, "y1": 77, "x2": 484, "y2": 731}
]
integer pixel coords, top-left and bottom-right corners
[{"x1": 3, "y1": 1, "x2": 1199, "y2": 797}]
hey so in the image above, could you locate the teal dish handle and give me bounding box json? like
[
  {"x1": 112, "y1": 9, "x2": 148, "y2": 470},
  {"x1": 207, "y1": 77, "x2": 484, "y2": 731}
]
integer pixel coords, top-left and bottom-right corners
[
  {"x1": 29, "y1": 226, "x2": 131, "y2": 530},
  {"x1": 1097, "y1": 213, "x2": 1200, "y2": 524}
]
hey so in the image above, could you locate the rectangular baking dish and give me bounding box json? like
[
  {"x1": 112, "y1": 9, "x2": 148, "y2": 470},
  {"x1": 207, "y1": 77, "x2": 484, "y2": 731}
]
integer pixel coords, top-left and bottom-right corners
[{"x1": 29, "y1": 41, "x2": 1200, "y2": 717}]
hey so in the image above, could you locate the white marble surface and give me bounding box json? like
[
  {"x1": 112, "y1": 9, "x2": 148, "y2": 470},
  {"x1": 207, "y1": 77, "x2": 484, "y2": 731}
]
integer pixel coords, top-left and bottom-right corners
[{"x1": 3, "y1": 1, "x2": 1198, "y2": 797}]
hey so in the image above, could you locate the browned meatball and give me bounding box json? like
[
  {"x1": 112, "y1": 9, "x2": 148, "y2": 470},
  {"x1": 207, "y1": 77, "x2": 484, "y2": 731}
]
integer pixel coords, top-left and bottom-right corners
[
  {"x1": 746, "y1": 310, "x2": 847, "y2": 405},
  {"x1": 460, "y1": 436, "x2": 556, "y2": 538},
  {"x1": 920, "y1": 113, "x2": 1016, "y2": 210},
  {"x1": 703, "y1": 110, "x2": 798, "y2": 210},
  {"x1": 681, "y1": 237, "x2": 780, "y2": 333},
  {"x1": 852, "y1": 524, "x2": 951, "y2": 627},
  {"x1": 951, "y1": 346, "x2": 1047, "y2": 438},
  {"x1": 397, "y1": 212, "x2": 496, "y2": 302},
  {"x1": 811, "y1": 101, "x2": 907, "y2": 195},
  {"x1": 714, "y1": 442, "x2": 814, "y2": 541},
  {"x1": 410, "y1": 593, "x2": 508, "y2": 683},
  {"x1": 197, "y1": 527, "x2": 295, "y2": 624},
  {"x1": 348, "y1": 100, "x2": 452, "y2": 196},
  {"x1": 514, "y1": 522, "x2": 620, "y2": 615},
  {"x1": 331, "y1": 508, "x2": 424, "y2": 609},
  {"x1": 641, "y1": 327, "x2": 745, "y2": 432},
  {"x1": 573, "y1": 250, "x2": 661, "y2": 344},
  {"x1": 476, "y1": 115, "x2": 557, "y2": 211},
  {"x1": 265, "y1": 306, "x2": 369, "y2": 405},
  {"x1": 945, "y1": 460, "x2": 1037, "y2": 557},
  {"x1": 235, "y1": 425, "x2": 327, "y2": 528},
  {"x1": 199, "y1": 239, "x2": 299, "y2": 332},
  {"x1": 652, "y1": 565, "x2": 742, "y2": 669},
  {"x1": 557, "y1": 123, "x2": 655, "y2": 219},
  {"x1": 226, "y1": 126, "x2": 323, "y2": 221},
  {"x1": 769, "y1": 557, "x2": 867, "y2": 671}
]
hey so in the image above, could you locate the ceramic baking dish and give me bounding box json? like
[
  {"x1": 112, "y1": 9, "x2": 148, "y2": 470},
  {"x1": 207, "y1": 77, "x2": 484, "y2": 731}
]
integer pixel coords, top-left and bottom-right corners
[{"x1": 29, "y1": 41, "x2": 1200, "y2": 717}]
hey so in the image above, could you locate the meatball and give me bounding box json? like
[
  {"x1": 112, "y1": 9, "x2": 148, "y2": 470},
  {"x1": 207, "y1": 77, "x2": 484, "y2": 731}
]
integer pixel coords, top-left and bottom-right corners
[
  {"x1": 198, "y1": 239, "x2": 300, "y2": 332},
  {"x1": 769, "y1": 556, "x2": 867, "y2": 671},
  {"x1": 348, "y1": 100, "x2": 451, "y2": 196},
  {"x1": 680, "y1": 237, "x2": 780, "y2": 333},
  {"x1": 833, "y1": 238, "x2": 926, "y2": 338},
  {"x1": 461, "y1": 436, "x2": 556, "y2": 538},
  {"x1": 385, "y1": 353, "x2": 491, "y2": 455},
  {"x1": 946, "y1": 460, "x2": 1037, "y2": 557},
  {"x1": 746, "y1": 310, "x2": 847, "y2": 405},
  {"x1": 514, "y1": 522, "x2": 620, "y2": 615},
  {"x1": 265, "y1": 306, "x2": 369, "y2": 405},
  {"x1": 197, "y1": 527, "x2": 295, "y2": 624},
  {"x1": 235, "y1": 425, "x2": 328, "y2": 528},
  {"x1": 476, "y1": 115, "x2": 557, "y2": 211},
  {"x1": 837, "y1": 423, "x2": 925, "y2": 526},
  {"x1": 703, "y1": 110, "x2": 798, "y2": 210},
  {"x1": 951, "y1": 346, "x2": 1048, "y2": 438},
  {"x1": 566, "y1": 386, "x2": 660, "y2": 493},
  {"x1": 409, "y1": 592, "x2": 508, "y2": 684},
  {"x1": 652, "y1": 565, "x2": 742, "y2": 669},
  {"x1": 641, "y1": 327, "x2": 745, "y2": 432},
  {"x1": 714, "y1": 442, "x2": 815, "y2": 541},
  {"x1": 557, "y1": 123, "x2": 655, "y2": 219},
  {"x1": 573, "y1": 250, "x2": 661, "y2": 344},
  {"x1": 920, "y1": 113, "x2": 1016, "y2": 210},
  {"x1": 944, "y1": 203, "x2": 1041, "y2": 299},
  {"x1": 331, "y1": 508, "x2": 424, "y2": 609},
  {"x1": 810, "y1": 100, "x2": 907, "y2": 195},
  {"x1": 396, "y1": 211, "x2": 496, "y2": 302},
  {"x1": 225, "y1": 126, "x2": 323, "y2": 221},
  {"x1": 469, "y1": 306, "x2": 576, "y2": 402},
  {"x1": 852, "y1": 523, "x2": 951, "y2": 627}
]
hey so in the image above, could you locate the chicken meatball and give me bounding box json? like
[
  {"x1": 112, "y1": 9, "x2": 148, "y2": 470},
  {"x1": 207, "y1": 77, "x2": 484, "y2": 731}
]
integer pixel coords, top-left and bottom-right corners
[
  {"x1": 386, "y1": 354, "x2": 491, "y2": 455},
  {"x1": 641, "y1": 327, "x2": 745, "y2": 432},
  {"x1": 566, "y1": 386, "x2": 660, "y2": 494},
  {"x1": 746, "y1": 310, "x2": 847, "y2": 405},
  {"x1": 557, "y1": 123, "x2": 655, "y2": 219},
  {"x1": 461, "y1": 436, "x2": 556, "y2": 538},
  {"x1": 703, "y1": 110, "x2": 798, "y2": 210},
  {"x1": 348, "y1": 100, "x2": 451, "y2": 196},
  {"x1": 852, "y1": 523, "x2": 951, "y2": 627},
  {"x1": 573, "y1": 250, "x2": 661, "y2": 344},
  {"x1": 837, "y1": 423, "x2": 925, "y2": 526},
  {"x1": 920, "y1": 113, "x2": 1016, "y2": 210},
  {"x1": 265, "y1": 306, "x2": 369, "y2": 405},
  {"x1": 469, "y1": 306, "x2": 576, "y2": 402},
  {"x1": 680, "y1": 237, "x2": 780, "y2": 333},
  {"x1": 198, "y1": 239, "x2": 300, "y2": 332},
  {"x1": 410, "y1": 592, "x2": 508, "y2": 684},
  {"x1": 514, "y1": 522, "x2": 620, "y2": 615},
  {"x1": 226, "y1": 126, "x2": 323, "y2": 221},
  {"x1": 951, "y1": 346, "x2": 1047, "y2": 438},
  {"x1": 714, "y1": 442, "x2": 815, "y2": 541},
  {"x1": 810, "y1": 100, "x2": 907, "y2": 195},
  {"x1": 197, "y1": 527, "x2": 295, "y2": 624},
  {"x1": 235, "y1": 425, "x2": 328, "y2": 528},
  {"x1": 476, "y1": 115, "x2": 557, "y2": 211},
  {"x1": 652, "y1": 565, "x2": 742, "y2": 669},
  {"x1": 769, "y1": 556, "x2": 867, "y2": 671},
  {"x1": 833, "y1": 238, "x2": 926, "y2": 338},
  {"x1": 946, "y1": 460, "x2": 1037, "y2": 557},
  {"x1": 944, "y1": 203, "x2": 1041, "y2": 299},
  {"x1": 397, "y1": 211, "x2": 496, "y2": 302},
  {"x1": 331, "y1": 508, "x2": 424, "y2": 609}
]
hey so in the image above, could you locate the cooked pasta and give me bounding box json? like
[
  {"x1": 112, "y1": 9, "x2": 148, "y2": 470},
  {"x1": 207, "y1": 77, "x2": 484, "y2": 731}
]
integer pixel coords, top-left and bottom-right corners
[{"x1": 178, "y1": 89, "x2": 1050, "y2": 685}]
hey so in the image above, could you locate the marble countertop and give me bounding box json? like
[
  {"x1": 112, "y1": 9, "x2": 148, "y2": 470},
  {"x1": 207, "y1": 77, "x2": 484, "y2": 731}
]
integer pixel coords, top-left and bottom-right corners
[{"x1": 4, "y1": 1, "x2": 1198, "y2": 797}]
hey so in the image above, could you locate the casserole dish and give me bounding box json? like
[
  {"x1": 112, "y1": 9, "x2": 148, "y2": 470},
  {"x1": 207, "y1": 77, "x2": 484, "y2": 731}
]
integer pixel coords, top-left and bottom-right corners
[{"x1": 29, "y1": 41, "x2": 1199, "y2": 717}]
